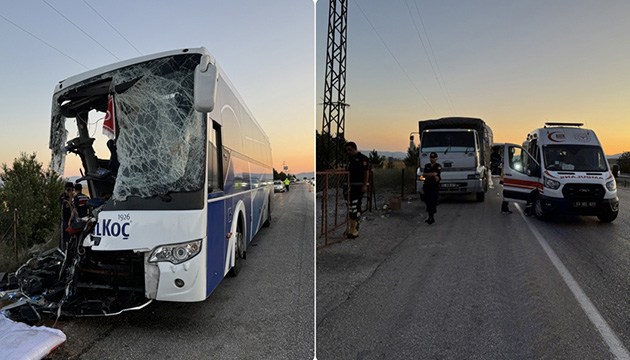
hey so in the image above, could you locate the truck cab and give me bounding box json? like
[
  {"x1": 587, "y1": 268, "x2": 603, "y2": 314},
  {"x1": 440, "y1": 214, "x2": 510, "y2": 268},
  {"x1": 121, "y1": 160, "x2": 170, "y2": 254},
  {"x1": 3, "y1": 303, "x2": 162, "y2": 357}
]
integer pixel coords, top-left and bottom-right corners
[
  {"x1": 502, "y1": 123, "x2": 619, "y2": 222},
  {"x1": 415, "y1": 117, "x2": 493, "y2": 202}
]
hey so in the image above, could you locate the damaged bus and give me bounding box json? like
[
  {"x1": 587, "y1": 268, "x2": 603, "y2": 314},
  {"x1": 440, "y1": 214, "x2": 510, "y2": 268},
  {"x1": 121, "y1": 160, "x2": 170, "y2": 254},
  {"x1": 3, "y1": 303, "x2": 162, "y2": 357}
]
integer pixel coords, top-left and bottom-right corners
[{"x1": 44, "y1": 47, "x2": 273, "y2": 315}]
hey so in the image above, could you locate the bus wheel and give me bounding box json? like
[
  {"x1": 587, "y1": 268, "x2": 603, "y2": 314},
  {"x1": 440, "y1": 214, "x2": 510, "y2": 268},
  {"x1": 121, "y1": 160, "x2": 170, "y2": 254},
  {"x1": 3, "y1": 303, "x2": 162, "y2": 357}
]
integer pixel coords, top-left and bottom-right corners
[
  {"x1": 533, "y1": 197, "x2": 548, "y2": 221},
  {"x1": 263, "y1": 199, "x2": 271, "y2": 227},
  {"x1": 228, "y1": 226, "x2": 244, "y2": 277}
]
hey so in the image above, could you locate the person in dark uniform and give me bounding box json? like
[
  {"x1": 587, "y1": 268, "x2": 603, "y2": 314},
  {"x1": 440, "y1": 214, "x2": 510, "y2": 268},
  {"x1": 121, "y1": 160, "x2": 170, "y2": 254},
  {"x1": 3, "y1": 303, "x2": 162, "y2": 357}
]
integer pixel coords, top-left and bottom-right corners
[
  {"x1": 59, "y1": 182, "x2": 74, "y2": 251},
  {"x1": 69, "y1": 183, "x2": 90, "y2": 226},
  {"x1": 423, "y1": 152, "x2": 442, "y2": 224},
  {"x1": 345, "y1": 142, "x2": 370, "y2": 239}
]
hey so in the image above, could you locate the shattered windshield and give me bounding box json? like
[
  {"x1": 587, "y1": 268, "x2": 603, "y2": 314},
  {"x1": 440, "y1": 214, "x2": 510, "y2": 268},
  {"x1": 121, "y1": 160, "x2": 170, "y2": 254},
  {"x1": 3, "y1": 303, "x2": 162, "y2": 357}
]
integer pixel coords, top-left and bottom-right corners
[
  {"x1": 50, "y1": 54, "x2": 206, "y2": 204},
  {"x1": 543, "y1": 145, "x2": 608, "y2": 172}
]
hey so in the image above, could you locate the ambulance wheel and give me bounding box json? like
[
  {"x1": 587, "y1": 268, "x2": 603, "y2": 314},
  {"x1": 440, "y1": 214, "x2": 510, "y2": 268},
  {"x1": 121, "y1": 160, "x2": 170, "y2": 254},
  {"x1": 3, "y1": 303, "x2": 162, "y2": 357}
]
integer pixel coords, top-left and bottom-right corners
[
  {"x1": 228, "y1": 224, "x2": 244, "y2": 277},
  {"x1": 597, "y1": 211, "x2": 618, "y2": 223},
  {"x1": 533, "y1": 197, "x2": 548, "y2": 221}
]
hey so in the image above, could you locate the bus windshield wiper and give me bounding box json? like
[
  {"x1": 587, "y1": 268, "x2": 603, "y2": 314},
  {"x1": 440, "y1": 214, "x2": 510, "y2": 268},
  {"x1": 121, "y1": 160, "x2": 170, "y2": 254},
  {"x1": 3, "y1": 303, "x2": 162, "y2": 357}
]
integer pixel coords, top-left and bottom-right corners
[{"x1": 157, "y1": 194, "x2": 172, "y2": 202}]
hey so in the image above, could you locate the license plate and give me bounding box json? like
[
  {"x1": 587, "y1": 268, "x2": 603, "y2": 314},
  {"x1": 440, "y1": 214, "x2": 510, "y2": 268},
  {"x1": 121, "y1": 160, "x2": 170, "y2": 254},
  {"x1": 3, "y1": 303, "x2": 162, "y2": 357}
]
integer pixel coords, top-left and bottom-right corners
[
  {"x1": 441, "y1": 183, "x2": 457, "y2": 188},
  {"x1": 573, "y1": 201, "x2": 596, "y2": 208}
]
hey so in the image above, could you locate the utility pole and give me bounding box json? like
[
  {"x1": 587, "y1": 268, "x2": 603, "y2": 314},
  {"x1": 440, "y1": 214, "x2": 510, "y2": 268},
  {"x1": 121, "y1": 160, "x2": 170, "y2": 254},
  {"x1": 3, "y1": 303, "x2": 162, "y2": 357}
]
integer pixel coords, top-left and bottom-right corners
[{"x1": 321, "y1": 0, "x2": 349, "y2": 169}]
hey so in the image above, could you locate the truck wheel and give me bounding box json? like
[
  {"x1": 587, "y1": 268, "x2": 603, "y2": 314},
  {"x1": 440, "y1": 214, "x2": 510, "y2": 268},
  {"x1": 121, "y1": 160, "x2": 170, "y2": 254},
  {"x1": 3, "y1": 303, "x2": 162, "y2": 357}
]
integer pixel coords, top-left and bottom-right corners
[
  {"x1": 533, "y1": 197, "x2": 548, "y2": 221},
  {"x1": 420, "y1": 193, "x2": 425, "y2": 201},
  {"x1": 597, "y1": 211, "x2": 618, "y2": 223},
  {"x1": 476, "y1": 192, "x2": 485, "y2": 202}
]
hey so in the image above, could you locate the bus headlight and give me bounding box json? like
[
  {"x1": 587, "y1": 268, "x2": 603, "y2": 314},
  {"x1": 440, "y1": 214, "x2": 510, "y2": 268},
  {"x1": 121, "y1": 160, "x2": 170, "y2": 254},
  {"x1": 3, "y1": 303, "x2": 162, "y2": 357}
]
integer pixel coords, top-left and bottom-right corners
[
  {"x1": 606, "y1": 180, "x2": 617, "y2": 191},
  {"x1": 149, "y1": 240, "x2": 202, "y2": 264},
  {"x1": 544, "y1": 176, "x2": 561, "y2": 190}
]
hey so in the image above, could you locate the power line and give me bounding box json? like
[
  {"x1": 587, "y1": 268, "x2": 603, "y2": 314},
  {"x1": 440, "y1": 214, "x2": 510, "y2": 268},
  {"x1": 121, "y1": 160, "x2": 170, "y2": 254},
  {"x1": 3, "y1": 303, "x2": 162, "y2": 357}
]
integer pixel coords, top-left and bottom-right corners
[
  {"x1": 405, "y1": 0, "x2": 455, "y2": 115},
  {"x1": 81, "y1": 0, "x2": 143, "y2": 56},
  {"x1": 41, "y1": 0, "x2": 121, "y2": 61},
  {"x1": 0, "y1": 13, "x2": 88, "y2": 69},
  {"x1": 412, "y1": 0, "x2": 457, "y2": 114},
  {"x1": 352, "y1": 0, "x2": 437, "y2": 116}
]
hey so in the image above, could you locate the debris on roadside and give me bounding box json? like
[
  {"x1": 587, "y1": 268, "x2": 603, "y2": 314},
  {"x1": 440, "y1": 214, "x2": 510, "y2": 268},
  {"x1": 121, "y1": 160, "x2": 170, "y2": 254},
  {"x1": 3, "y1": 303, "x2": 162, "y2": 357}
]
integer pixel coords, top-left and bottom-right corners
[{"x1": 0, "y1": 314, "x2": 66, "y2": 360}]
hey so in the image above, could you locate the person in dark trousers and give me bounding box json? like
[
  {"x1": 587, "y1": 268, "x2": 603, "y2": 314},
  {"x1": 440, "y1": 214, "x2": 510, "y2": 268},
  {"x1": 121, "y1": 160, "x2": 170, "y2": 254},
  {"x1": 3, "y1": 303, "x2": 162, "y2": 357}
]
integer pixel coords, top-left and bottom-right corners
[
  {"x1": 423, "y1": 152, "x2": 442, "y2": 224},
  {"x1": 345, "y1": 142, "x2": 369, "y2": 239},
  {"x1": 284, "y1": 178, "x2": 290, "y2": 192},
  {"x1": 69, "y1": 183, "x2": 90, "y2": 226},
  {"x1": 59, "y1": 182, "x2": 74, "y2": 251}
]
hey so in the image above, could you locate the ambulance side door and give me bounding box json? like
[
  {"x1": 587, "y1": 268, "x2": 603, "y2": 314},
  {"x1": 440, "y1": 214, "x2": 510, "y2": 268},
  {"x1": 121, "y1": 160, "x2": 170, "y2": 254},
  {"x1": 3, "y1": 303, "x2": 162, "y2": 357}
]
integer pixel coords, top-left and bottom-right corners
[{"x1": 502, "y1": 143, "x2": 540, "y2": 203}]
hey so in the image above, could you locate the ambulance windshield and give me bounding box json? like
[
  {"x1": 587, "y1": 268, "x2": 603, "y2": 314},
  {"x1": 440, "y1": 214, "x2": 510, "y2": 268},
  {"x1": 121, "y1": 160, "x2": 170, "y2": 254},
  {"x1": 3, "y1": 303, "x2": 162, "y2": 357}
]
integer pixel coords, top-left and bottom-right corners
[{"x1": 543, "y1": 145, "x2": 608, "y2": 172}]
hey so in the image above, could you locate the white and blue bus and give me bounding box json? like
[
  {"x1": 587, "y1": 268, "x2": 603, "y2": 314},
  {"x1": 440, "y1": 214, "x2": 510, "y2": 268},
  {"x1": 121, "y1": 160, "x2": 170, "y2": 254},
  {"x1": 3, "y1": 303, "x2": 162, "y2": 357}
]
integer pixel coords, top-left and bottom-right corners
[{"x1": 49, "y1": 47, "x2": 273, "y2": 313}]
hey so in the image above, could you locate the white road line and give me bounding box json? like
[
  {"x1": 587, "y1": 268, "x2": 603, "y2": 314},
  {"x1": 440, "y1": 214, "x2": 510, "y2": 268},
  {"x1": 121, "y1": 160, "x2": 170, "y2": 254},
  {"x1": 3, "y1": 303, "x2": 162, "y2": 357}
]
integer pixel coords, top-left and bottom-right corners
[{"x1": 515, "y1": 204, "x2": 630, "y2": 360}]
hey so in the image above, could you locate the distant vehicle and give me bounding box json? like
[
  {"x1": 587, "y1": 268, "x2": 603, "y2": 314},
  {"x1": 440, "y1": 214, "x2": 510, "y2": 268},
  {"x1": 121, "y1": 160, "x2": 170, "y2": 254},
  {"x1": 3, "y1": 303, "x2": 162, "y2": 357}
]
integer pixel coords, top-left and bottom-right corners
[
  {"x1": 274, "y1": 180, "x2": 286, "y2": 192},
  {"x1": 502, "y1": 122, "x2": 618, "y2": 222},
  {"x1": 48, "y1": 47, "x2": 273, "y2": 314},
  {"x1": 413, "y1": 117, "x2": 493, "y2": 202}
]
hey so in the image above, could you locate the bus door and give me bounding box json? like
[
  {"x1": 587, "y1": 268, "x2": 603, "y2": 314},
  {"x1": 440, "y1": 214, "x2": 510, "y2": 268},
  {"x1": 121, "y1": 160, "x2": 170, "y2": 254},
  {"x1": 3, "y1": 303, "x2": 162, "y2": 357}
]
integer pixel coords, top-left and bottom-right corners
[
  {"x1": 502, "y1": 143, "x2": 540, "y2": 204},
  {"x1": 206, "y1": 120, "x2": 226, "y2": 295}
]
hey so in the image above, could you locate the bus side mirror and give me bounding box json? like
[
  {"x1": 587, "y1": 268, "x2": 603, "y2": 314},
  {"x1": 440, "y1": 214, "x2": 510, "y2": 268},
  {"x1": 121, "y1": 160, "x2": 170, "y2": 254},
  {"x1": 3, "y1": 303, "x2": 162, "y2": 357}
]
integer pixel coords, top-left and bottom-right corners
[
  {"x1": 194, "y1": 55, "x2": 218, "y2": 113},
  {"x1": 612, "y1": 164, "x2": 619, "y2": 178},
  {"x1": 409, "y1": 135, "x2": 414, "y2": 150}
]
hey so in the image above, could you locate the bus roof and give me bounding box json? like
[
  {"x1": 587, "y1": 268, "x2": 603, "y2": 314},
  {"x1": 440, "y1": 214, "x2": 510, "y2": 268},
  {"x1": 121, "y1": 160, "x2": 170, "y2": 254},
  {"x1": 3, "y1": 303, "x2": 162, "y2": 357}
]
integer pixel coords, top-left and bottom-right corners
[{"x1": 54, "y1": 47, "x2": 213, "y2": 94}]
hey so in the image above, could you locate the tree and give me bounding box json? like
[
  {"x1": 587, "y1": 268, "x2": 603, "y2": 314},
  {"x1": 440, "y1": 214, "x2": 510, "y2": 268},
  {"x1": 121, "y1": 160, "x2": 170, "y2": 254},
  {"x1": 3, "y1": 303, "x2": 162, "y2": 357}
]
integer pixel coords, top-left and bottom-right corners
[
  {"x1": 617, "y1": 152, "x2": 630, "y2": 174},
  {"x1": 316, "y1": 131, "x2": 347, "y2": 171},
  {"x1": 368, "y1": 149, "x2": 385, "y2": 168},
  {"x1": 0, "y1": 153, "x2": 64, "y2": 247},
  {"x1": 404, "y1": 145, "x2": 419, "y2": 167}
]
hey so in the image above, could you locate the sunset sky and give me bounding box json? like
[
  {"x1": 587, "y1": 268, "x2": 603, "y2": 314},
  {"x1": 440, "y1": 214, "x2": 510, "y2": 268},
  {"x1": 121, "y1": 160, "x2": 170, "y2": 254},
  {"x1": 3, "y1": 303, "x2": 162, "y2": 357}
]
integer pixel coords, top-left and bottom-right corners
[
  {"x1": 316, "y1": 0, "x2": 630, "y2": 156},
  {"x1": 0, "y1": 0, "x2": 314, "y2": 176}
]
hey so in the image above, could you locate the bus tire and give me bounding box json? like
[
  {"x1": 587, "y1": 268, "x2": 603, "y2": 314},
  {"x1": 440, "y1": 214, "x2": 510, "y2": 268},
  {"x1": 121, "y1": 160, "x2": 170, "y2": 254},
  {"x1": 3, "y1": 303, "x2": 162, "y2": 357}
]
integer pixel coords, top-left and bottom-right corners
[
  {"x1": 533, "y1": 197, "x2": 548, "y2": 221},
  {"x1": 263, "y1": 199, "x2": 271, "y2": 227},
  {"x1": 228, "y1": 223, "x2": 244, "y2": 277}
]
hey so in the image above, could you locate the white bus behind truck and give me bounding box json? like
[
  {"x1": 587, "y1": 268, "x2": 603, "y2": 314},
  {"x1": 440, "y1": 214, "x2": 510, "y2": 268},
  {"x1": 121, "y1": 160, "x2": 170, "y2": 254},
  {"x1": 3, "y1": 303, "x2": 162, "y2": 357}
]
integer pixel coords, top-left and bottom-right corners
[
  {"x1": 414, "y1": 117, "x2": 493, "y2": 202},
  {"x1": 45, "y1": 47, "x2": 273, "y2": 315},
  {"x1": 502, "y1": 122, "x2": 619, "y2": 222}
]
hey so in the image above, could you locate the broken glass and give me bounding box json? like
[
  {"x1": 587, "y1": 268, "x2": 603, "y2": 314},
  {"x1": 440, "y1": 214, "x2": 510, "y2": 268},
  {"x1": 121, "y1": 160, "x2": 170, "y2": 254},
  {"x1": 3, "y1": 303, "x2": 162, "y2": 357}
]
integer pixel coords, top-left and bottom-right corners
[{"x1": 49, "y1": 54, "x2": 205, "y2": 201}]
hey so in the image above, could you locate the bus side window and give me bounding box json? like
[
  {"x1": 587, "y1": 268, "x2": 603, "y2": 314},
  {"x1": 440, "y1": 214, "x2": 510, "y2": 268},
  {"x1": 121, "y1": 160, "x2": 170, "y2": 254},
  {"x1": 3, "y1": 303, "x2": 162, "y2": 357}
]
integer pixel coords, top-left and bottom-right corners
[{"x1": 208, "y1": 121, "x2": 223, "y2": 193}]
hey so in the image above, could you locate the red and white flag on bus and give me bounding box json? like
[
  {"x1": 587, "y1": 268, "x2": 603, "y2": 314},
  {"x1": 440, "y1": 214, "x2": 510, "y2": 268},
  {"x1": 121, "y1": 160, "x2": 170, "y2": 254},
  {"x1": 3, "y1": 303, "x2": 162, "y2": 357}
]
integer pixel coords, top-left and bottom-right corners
[{"x1": 103, "y1": 95, "x2": 116, "y2": 139}]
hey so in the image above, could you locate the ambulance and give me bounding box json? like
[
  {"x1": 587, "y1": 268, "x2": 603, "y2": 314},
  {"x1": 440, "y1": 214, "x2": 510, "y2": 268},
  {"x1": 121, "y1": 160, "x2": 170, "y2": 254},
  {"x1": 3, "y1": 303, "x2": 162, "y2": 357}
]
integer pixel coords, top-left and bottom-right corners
[{"x1": 502, "y1": 123, "x2": 619, "y2": 222}]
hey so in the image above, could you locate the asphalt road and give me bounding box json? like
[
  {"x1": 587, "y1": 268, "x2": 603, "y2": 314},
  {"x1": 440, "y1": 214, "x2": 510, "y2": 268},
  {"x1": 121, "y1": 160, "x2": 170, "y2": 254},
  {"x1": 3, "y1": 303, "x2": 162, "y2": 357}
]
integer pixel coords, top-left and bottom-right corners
[
  {"x1": 317, "y1": 180, "x2": 630, "y2": 359},
  {"x1": 48, "y1": 183, "x2": 314, "y2": 359}
]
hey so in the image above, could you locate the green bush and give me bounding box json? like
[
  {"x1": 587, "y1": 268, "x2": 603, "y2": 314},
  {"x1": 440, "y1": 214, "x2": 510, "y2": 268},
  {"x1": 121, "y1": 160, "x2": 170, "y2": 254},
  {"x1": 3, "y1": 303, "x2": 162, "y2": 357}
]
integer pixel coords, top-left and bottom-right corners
[{"x1": 0, "y1": 153, "x2": 64, "y2": 250}]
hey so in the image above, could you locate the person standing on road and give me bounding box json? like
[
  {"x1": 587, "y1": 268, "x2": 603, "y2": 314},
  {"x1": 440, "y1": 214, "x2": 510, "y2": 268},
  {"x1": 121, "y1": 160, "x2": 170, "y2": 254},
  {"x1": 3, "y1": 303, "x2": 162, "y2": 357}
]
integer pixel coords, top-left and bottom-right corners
[
  {"x1": 284, "y1": 178, "x2": 290, "y2": 192},
  {"x1": 423, "y1": 152, "x2": 442, "y2": 224},
  {"x1": 345, "y1": 141, "x2": 369, "y2": 239},
  {"x1": 59, "y1": 182, "x2": 74, "y2": 251}
]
